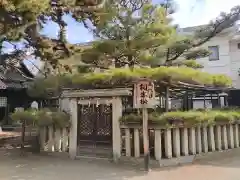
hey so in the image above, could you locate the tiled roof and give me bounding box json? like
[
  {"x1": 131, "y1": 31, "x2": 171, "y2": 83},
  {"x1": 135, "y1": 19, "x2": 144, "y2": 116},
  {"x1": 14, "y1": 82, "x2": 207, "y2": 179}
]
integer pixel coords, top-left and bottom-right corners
[
  {"x1": 0, "y1": 65, "x2": 32, "y2": 89},
  {"x1": 4, "y1": 71, "x2": 27, "y2": 82},
  {"x1": 0, "y1": 72, "x2": 6, "y2": 80},
  {"x1": 0, "y1": 80, "x2": 7, "y2": 89},
  {"x1": 4, "y1": 82, "x2": 24, "y2": 89},
  {"x1": 0, "y1": 79, "x2": 25, "y2": 90}
]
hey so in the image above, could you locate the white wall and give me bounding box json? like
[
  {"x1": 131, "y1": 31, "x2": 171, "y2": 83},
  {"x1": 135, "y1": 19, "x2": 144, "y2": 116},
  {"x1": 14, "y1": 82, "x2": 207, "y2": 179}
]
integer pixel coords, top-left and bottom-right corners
[
  {"x1": 193, "y1": 100, "x2": 212, "y2": 109},
  {"x1": 179, "y1": 26, "x2": 240, "y2": 88},
  {"x1": 196, "y1": 36, "x2": 231, "y2": 77},
  {"x1": 195, "y1": 32, "x2": 240, "y2": 89},
  {"x1": 229, "y1": 39, "x2": 240, "y2": 88},
  {"x1": 60, "y1": 98, "x2": 71, "y2": 112}
]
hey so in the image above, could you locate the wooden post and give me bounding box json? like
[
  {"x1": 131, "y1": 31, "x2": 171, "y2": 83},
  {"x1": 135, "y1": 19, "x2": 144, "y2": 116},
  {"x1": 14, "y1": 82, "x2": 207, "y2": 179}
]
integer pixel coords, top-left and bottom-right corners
[
  {"x1": 48, "y1": 126, "x2": 54, "y2": 152},
  {"x1": 225, "y1": 95, "x2": 228, "y2": 106},
  {"x1": 154, "y1": 130, "x2": 162, "y2": 160},
  {"x1": 133, "y1": 79, "x2": 155, "y2": 171},
  {"x1": 222, "y1": 125, "x2": 228, "y2": 150},
  {"x1": 234, "y1": 124, "x2": 239, "y2": 148},
  {"x1": 164, "y1": 129, "x2": 172, "y2": 158},
  {"x1": 189, "y1": 127, "x2": 196, "y2": 155},
  {"x1": 142, "y1": 108, "x2": 149, "y2": 171},
  {"x1": 69, "y1": 98, "x2": 78, "y2": 159},
  {"x1": 165, "y1": 86, "x2": 169, "y2": 112},
  {"x1": 202, "y1": 126, "x2": 208, "y2": 153},
  {"x1": 196, "y1": 126, "x2": 202, "y2": 154},
  {"x1": 215, "y1": 125, "x2": 222, "y2": 151},
  {"x1": 181, "y1": 128, "x2": 189, "y2": 155},
  {"x1": 186, "y1": 91, "x2": 189, "y2": 110},
  {"x1": 112, "y1": 97, "x2": 122, "y2": 162},
  {"x1": 21, "y1": 120, "x2": 26, "y2": 153},
  {"x1": 125, "y1": 128, "x2": 131, "y2": 156},
  {"x1": 217, "y1": 94, "x2": 221, "y2": 108},
  {"x1": 203, "y1": 95, "x2": 206, "y2": 109},
  {"x1": 172, "y1": 128, "x2": 180, "y2": 157},
  {"x1": 40, "y1": 127, "x2": 47, "y2": 151},
  {"x1": 134, "y1": 129, "x2": 140, "y2": 157}
]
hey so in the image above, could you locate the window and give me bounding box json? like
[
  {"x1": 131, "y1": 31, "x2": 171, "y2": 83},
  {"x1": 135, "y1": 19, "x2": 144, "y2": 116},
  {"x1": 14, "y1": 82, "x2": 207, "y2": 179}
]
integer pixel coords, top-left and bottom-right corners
[
  {"x1": 0, "y1": 97, "x2": 7, "y2": 107},
  {"x1": 208, "y1": 46, "x2": 219, "y2": 61},
  {"x1": 238, "y1": 43, "x2": 240, "y2": 49}
]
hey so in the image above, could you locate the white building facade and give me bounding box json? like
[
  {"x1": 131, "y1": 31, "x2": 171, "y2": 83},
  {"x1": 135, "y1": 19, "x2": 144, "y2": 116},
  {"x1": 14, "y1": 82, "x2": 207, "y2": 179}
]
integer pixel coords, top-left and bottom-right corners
[
  {"x1": 181, "y1": 26, "x2": 240, "y2": 88},
  {"x1": 175, "y1": 25, "x2": 240, "y2": 109}
]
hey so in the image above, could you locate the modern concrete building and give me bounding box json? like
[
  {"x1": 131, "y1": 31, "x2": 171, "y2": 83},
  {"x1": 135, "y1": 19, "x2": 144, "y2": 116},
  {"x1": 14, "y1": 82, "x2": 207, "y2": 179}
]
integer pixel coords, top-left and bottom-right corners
[{"x1": 178, "y1": 23, "x2": 240, "y2": 108}]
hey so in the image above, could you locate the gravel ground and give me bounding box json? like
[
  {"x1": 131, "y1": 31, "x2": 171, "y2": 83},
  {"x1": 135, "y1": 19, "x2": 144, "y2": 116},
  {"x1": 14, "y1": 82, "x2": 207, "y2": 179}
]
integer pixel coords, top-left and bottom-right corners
[{"x1": 0, "y1": 148, "x2": 240, "y2": 180}]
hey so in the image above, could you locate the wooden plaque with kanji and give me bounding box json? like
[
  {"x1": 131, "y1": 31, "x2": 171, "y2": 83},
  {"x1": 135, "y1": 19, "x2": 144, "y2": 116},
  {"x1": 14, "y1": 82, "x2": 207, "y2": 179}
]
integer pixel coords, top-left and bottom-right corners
[{"x1": 133, "y1": 79, "x2": 155, "y2": 108}]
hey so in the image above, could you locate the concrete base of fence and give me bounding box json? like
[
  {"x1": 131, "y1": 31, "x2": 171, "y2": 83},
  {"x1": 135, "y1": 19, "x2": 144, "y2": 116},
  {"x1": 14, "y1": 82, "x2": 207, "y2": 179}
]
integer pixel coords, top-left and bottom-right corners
[
  {"x1": 39, "y1": 151, "x2": 70, "y2": 159},
  {"x1": 159, "y1": 156, "x2": 195, "y2": 167},
  {"x1": 118, "y1": 156, "x2": 194, "y2": 168},
  {"x1": 193, "y1": 149, "x2": 237, "y2": 162},
  {"x1": 118, "y1": 148, "x2": 240, "y2": 168}
]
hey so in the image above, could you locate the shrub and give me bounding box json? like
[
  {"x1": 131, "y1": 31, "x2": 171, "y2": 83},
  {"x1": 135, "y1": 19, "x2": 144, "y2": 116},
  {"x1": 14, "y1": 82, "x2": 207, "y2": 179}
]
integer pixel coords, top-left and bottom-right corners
[
  {"x1": 159, "y1": 111, "x2": 207, "y2": 125},
  {"x1": 120, "y1": 113, "x2": 142, "y2": 124},
  {"x1": 35, "y1": 108, "x2": 53, "y2": 127},
  {"x1": 10, "y1": 109, "x2": 38, "y2": 125},
  {"x1": 51, "y1": 111, "x2": 71, "y2": 128},
  {"x1": 11, "y1": 109, "x2": 71, "y2": 128}
]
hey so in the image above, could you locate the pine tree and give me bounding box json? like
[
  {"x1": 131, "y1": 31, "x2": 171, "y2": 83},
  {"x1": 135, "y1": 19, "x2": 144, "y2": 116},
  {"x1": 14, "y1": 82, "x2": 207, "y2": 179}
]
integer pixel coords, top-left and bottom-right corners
[
  {"x1": 81, "y1": 0, "x2": 174, "y2": 68},
  {"x1": 80, "y1": 0, "x2": 240, "y2": 69},
  {"x1": 27, "y1": 0, "x2": 237, "y2": 97},
  {"x1": 0, "y1": 0, "x2": 110, "y2": 76},
  {"x1": 0, "y1": 0, "x2": 50, "y2": 73}
]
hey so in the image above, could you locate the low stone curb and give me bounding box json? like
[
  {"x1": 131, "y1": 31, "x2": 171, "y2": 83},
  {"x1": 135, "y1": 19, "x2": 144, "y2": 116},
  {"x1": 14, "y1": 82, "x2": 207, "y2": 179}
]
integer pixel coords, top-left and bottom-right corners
[{"x1": 118, "y1": 148, "x2": 240, "y2": 168}]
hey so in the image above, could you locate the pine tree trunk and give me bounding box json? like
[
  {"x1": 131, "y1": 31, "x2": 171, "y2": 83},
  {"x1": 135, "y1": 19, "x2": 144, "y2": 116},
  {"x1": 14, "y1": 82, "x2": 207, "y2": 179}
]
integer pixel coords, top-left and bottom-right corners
[
  {"x1": 128, "y1": 55, "x2": 134, "y2": 70},
  {"x1": 32, "y1": 129, "x2": 40, "y2": 153}
]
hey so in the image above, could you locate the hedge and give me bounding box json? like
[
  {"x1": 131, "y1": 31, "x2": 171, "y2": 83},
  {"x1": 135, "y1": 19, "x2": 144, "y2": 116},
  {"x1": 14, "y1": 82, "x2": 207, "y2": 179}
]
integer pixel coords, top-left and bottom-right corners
[{"x1": 120, "y1": 110, "x2": 240, "y2": 126}]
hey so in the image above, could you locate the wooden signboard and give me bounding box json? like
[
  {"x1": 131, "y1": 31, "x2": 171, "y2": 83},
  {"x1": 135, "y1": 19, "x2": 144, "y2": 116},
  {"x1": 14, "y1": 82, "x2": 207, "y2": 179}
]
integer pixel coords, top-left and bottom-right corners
[
  {"x1": 133, "y1": 79, "x2": 155, "y2": 109},
  {"x1": 133, "y1": 79, "x2": 155, "y2": 171}
]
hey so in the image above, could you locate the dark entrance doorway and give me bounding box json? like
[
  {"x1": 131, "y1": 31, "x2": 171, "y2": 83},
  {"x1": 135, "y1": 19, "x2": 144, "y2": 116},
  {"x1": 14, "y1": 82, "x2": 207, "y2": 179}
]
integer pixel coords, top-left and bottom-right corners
[
  {"x1": 228, "y1": 90, "x2": 240, "y2": 107},
  {"x1": 77, "y1": 104, "x2": 113, "y2": 158}
]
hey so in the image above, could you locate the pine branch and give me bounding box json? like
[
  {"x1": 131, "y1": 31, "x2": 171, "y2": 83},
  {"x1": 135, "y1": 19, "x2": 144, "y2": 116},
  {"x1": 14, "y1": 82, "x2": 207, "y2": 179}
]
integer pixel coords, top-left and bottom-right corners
[{"x1": 193, "y1": 6, "x2": 240, "y2": 47}]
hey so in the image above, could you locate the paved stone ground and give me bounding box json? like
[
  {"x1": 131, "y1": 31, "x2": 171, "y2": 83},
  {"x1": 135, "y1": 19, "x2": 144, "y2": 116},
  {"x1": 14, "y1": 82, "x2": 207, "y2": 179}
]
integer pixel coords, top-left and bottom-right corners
[{"x1": 0, "y1": 148, "x2": 240, "y2": 180}]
